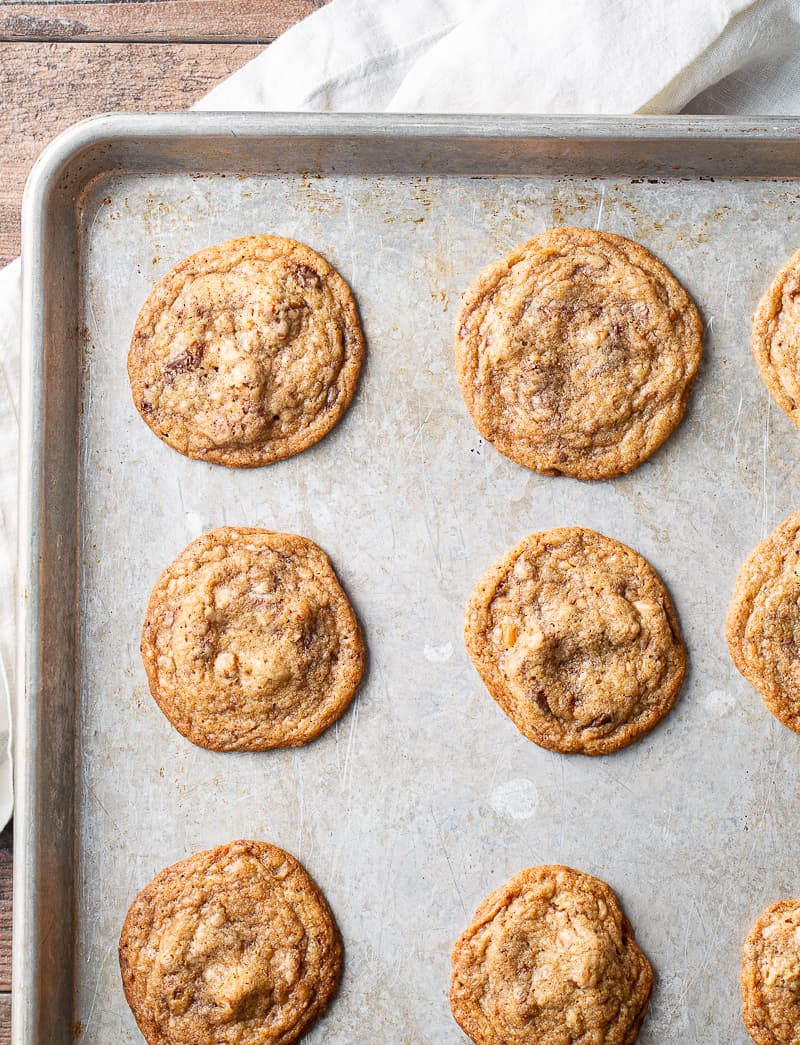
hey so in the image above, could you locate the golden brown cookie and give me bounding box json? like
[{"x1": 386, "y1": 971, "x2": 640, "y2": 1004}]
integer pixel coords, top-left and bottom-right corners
[
  {"x1": 752, "y1": 248, "x2": 800, "y2": 427},
  {"x1": 119, "y1": 840, "x2": 342, "y2": 1045},
  {"x1": 464, "y1": 527, "x2": 685, "y2": 755},
  {"x1": 141, "y1": 527, "x2": 365, "y2": 750},
  {"x1": 742, "y1": 898, "x2": 800, "y2": 1045},
  {"x1": 727, "y1": 511, "x2": 800, "y2": 734},
  {"x1": 455, "y1": 227, "x2": 703, "y2": 479},
  {"x1": 450, "y1": 865, "x2": 653, "y2": 1045},
  {"x1": 128, "y1": 235, "x2": 364, "y2": 467}
]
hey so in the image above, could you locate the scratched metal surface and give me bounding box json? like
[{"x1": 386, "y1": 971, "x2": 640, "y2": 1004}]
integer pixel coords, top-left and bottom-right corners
[{"x1": 73, "y1": 157, "x2": 800, "y2": 1044}]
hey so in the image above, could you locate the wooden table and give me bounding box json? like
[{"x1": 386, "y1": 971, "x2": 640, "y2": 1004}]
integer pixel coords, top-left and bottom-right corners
[{"x1": 0, "y1": 2, "x2": 324, "y2": 1035}]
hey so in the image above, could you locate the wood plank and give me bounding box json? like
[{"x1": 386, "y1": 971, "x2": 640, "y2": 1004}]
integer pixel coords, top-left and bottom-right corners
[
  {"x1": 0, "y1": 830, "x2": 10, "y2": 995},
  {"x1": 0, "y1": 1, "x2": 324, "y2": 43},
  {"x1": 0, "y1": 994, "x2": 9, "y2": 1045},
  {"x1": 0, "y1": 41, "x2": 263, "y2": 268}
]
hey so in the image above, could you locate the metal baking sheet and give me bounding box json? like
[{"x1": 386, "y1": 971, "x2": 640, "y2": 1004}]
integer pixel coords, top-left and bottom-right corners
[{"x1": 16, "y1": 114, "x2": 800, "y2": 1044}]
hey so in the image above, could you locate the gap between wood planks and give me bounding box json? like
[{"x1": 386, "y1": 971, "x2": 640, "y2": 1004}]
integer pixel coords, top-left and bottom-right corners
[{"x1": 1, "y1": 0, "x2": 325, "y2": 43}]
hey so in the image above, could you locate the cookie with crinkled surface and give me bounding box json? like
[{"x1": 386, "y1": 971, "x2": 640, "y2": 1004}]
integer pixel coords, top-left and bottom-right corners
[
  {"x1": 752, "y1": 248, "x2": 800, "y2": 427},
  {"x1": 455, "y1": 227, "x2": 702, "y2": 479},
  {"x1": 450, "y1": 865, "x2": 653, "y2": 1045},
  {"x1": 141, "y1": 527, "x2": 365, "y2": 750},
  {"x1": 742, "y1": 898, "x2": 800, "y2": 1045},
  {"x1": 119, "y1": 840, "x2": 342, "y2": 1045},
  {"x1": 727, "y1": 511, "x2": 800, "y2": 734},
  {"x1": 464, "y1": 527, "x2": 685, "y2": 755},
  {"x1": 128, "y1": 235, "x2": 364, "y2": 467}
]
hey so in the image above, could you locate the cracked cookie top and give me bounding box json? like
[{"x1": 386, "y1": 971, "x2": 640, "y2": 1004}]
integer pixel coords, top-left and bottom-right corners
[
  {"x1": 752, "y1": 247, "x2": 800, "y2": 429},
  {"x1": 727, "y1": 510, "x2": 800, "y2": 735},
  {"x1": 119, "y1": 840, "x2": 341, "y2": 1045},
  {"x1": 450, "y1": 864, "x2": 653, "y2": 1045},
  {"x1": 141, "y1": 527, "x2": 365, "y2": 750},
  {"x1": 455, "y1": 227, "x2": 702, "y2": 478},
  {"x1": 128, "y1": 235, "x2": 364, "y2": 467},
  {"x1": 742, "y1": 897, "x2": 800, "y2": 1045},
  {"x1": 464, "y1": 526, "x2": 685, "y2": 754}
]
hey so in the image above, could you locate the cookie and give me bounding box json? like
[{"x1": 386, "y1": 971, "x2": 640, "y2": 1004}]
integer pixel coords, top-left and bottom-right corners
[
  {"x1": 742, "y1": 898, "x2": 800, "y2": 1045},
  {"x1": 141, "y1": 527, "x2": 365, "y2": 750},
  {"x1": 450, "y1": 865, "x2": 653, "y2": 1045},
  {"x1": 119, "y1": 840, "x2": 342, "y2": 1045},
  {"x1": 128, "y1": 235, "x2": 364, "y2": 467},
  {"x1": 455, "y1": 227, "x2": 703, "y2": 479},
  {"x1": 752, "y1": 248, "x2": 800, "y2": 427},
  {"x1": 726, "y1": 511, "x2": 800, "y2": 734},
  {"x1": 464, "y1": 527, "x2": 685, "y2": 755}
]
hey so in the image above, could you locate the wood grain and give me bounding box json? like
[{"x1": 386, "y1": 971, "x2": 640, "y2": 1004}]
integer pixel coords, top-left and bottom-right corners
[
  {"x1": 0, "y1": 1, "x2": 323, "y2": 42},
  {"x1": 0, "y1": 824, "x2": 10, "y2": 997},
  {"x1": 0, "y1": 41, "x2": 262, "y2": 267},
  {"x1": 0, "y1": 994, "x2": 9, "y2": 1045},
  {"x1": 0, "y1": 822, "x2": 11, "y2": 1040}
]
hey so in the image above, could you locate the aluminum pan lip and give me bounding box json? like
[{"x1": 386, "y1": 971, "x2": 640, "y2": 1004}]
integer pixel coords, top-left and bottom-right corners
[
  {"x1": 15, "y1": 111, "x2": 800, "y2": 1043},
  {"x1": 17, "y1": 110, "x2": 800, "y2": 151}
]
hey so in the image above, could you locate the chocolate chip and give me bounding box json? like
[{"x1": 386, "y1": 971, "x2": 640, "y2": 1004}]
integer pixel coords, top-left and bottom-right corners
[
  {"x1": 295, "y1": 264, "x2": 320, "y2": 290},
  {"x1": 587, "y1": 713, "x2": 613, "y2": 728},
  {"x1": 164, "y1": 346, "x2": 204, "y2": 380},
  {"x1": 534, "y1": 689, "x2": 552, "y2": 715}
]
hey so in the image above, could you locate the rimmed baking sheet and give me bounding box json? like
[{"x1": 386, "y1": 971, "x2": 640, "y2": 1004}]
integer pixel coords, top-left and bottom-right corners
[{"x1": 16, "y1": 114, "x2": 800, "y2": 1043}]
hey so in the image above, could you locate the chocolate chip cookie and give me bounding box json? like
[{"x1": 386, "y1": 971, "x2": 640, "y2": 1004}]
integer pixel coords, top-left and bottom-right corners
[
  {"x1": 752, "y1": 248, "x2": 800, "y2": 428},
  {"x1": 455, "y1": 227, "x2": 703, "y2": 479},
  {"x1": 727, "y1": 511, "x2": 800, "y2": 734},
  {"x1": 464, "y1": 527, "x2": 685, "y2": 754},
  {"x1": 450, "y1": 864, "x2": 653, "y2": 1045},
  {"x1": 128, "y1": 235, "x2": 364, "y2": 467},
  {"x1": 742, "y1": 898, "x2": 800, "y2": 1045},
  {"x1": 141, "y1": 527, "x2": 365, "y2": 750},
  {"x1": 119, "y1": 840, "x2": 342, "y2": 1045}
]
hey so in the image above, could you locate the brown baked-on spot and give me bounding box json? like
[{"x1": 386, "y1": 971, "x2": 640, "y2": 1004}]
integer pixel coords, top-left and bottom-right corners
[
  {"x1": 741, "y1": 897, "x2": 800, "y2": 1045},
  {"x1": 140, "y1": 526, "x2": 365, "y2": 751},
  {"x1": 454, "y1": 227, "x2": 703, "y2": 479},
  {"x1": 726, "y1": 510, "x2": 800, "y2": 735},
  {"x1": 119, "y1": 840, "x2": 342, "y2": 1045},
  {"x1": 127, "y1": 235, "x2": 364, "y2": 468},
  {"x1": 464, "y1": 526, "x2": 685, "y2": 755},
  {"x1": 450, "y1": 865, "x2": 653, "y2": 1045}
]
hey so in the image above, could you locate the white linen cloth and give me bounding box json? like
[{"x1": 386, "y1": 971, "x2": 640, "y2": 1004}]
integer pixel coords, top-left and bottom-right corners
[{"x1": 0, "y1": 0, "x2": 799, "y2": 827}]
